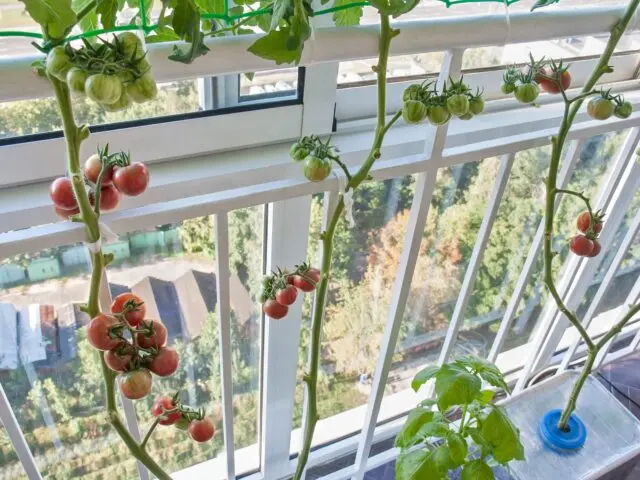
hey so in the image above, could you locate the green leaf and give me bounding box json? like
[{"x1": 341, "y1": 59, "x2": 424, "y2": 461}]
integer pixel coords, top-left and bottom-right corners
[
  {"x1": 172, "y1": 0, "x2": 199, "y2": 39},
  {"x1": 412, "y1": 364, "x2": 439, "y2": 392},
  {"x1": 434, "y1": 364, "x2": 481, "y2": 412},
  {"x1": 332, "y1": 0, "x2": 362, "y2": 26},
  {"x1": 72, "y1": 0, "x2": 98, "y2": 31},
  {"x1": 447, "y1": 432, "x2": 467, "y2": 466},
  {"x1": 369, "y1": 0, "x2": 418, "y2": 18},
  {"x1": 416, "y1": 418, "x2": 450, "y2": 438},
  {"x1": 480, "y1": 406, "x2": 525, "y2": 463},
  {"x1": 395, "y1": 408, "x2": 434, "y2": 448},
  {"x1": 531, "y1": 0, "x2": 559, "y2": 11},
  {"x1": 169, "y1": 31, "x2": 210, "y2": 63},
  {"x1": 145, "y1": 27, "x2": 181, "y2": 43},
  {"x1": 194, "y1": 0, "x2": 223, "y2": 13},
  {"x1": 454, "y1": 356, "x2": 509, "y2": 393},
  {"x1": 477, "y1": 389, "x2": 496, "y2": 404},
  {"x1": 96, "y1": 0, "x2": 118, "y2": 30},
  {"x1": 461, "y1": 460, "x2": 495, "y2": 480},
  {"x1": 247, "y1": 28, "x2": 303, "y2": 65},
  {"x1": 395, "y1": 450, "x2": 442, "y2": 480},
  {"x1": 430, "y1": 446, "x2": 450, "y2": 476},
  {"x1": 20, "y1": 0, "x2": 77, "y2": 39},
  {"x1": 270, "y1": 0, "x2": 292, "y2": 30}
]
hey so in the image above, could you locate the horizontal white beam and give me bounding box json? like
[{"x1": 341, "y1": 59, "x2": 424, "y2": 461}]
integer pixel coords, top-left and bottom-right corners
[{"x1": 0, "y1": 6, "x2": 634, "y2": 102}]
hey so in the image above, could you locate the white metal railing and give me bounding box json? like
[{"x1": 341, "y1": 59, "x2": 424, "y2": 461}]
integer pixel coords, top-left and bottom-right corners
[{"x1": 1, "y1": 5, "x2": 640, "y2": 480}]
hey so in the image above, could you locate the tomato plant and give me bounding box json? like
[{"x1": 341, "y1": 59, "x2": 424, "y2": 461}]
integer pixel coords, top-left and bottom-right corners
[
  {"x1": 614, "y1": 100, "x2": 633, "y2": 119},
  {"x1": 104, "y1": 348, "x2": 135, "y2": 373},
  {"x1": 188, "y1": 417, "x2": 216, "y2": 442},
  {"x1": 303, "y1": 155, "x2": 332, "y2": 182},
  {"x1": 84, "y1": 153, "x2": 113, "y2": 185},
  {"x1": 148, "y1": 347, "x2": 180, "y2": 377},
  {"x1": 587, "y1": 96, "x2": 615, "y2": 120},
  {"x1": 152, "y1": 396, "x2": 182, "y2": 426},
  {"x1": 50, "y1": 177, "x2": 78, "y2": 210},
  {"x1": 576, "y1": 210, "x2": 604, "y2": 234},
  {"x1": 427, "y1": 105, "x2": 450, "y2": 126},
  {"x1": 402, "y1": 99, "x2": 427, "y2": 124},
  {"x1": 137, "y1": 319, "x2": 168, "y2": 348},
  {"x1": 120, "y1": 369, "x2": 153, "y2": 400},
  {"x1": 113, "y1": 163, "x2": 150, "y2": 196},
  {"x1": 86, "y1": 73, "x2": 123, "y2": 105},
  {"x1": 536, "y1": 68, "x2": 571, "y2": 94},
  {"x1": 111, "y1": 292, "x2": 146, "y2": 326},
  {"x1": 275, "y1": 285, "x2": 298, "y2": 306},
  {"x1": 263, "y1": 299, "x2": 289, "y2": 319},
  {"x1": 570, "y1": 234, "x2": 595, "y2": 257},
  {"x1": 514, "y1": 83, "x2": 539, "y2": 104},
  {"x1": 87, "y1": 314, "x2": 124, "y2": 350}
]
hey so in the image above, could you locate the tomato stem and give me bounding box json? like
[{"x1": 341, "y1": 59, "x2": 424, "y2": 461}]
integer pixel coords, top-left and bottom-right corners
[
  {"x1": 542, "y1": 0, "x2": 640, "y2": 431},
  {"x1": 293, "y1": 13, "x2": 397, "y2": 480},
  {"x1": 49, "y1": 74, "x2": 173, "y2": 480},
  {"x1": 140, "y1": 417, "x2": 162, "y2": 450}
]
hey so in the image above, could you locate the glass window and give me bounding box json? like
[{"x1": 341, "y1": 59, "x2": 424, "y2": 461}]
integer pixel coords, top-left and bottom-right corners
[
  {"x1": 240, "y1": 69, "x2": 299, "y2": 101},
  {"x1": 338, "y1": 53, "x2": 444, "y2": 86},
  {"x1": 291, "y1": 175, "x2": 416, "y2": 448}
]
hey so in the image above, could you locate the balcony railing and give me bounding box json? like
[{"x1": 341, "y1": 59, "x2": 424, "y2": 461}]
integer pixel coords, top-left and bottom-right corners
[{"x1": 1, "y1": 4, "x2": 640, "y2": 480}]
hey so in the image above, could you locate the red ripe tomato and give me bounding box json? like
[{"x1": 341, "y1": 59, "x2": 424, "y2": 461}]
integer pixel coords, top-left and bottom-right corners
[
  {"x1": 50, "y1": 177, "x2": 78, "y2": 210},
  {"x1": 97, "y1": 185, "x2": 121, "y2": 211},
  {"x1": 588, "y1": 240, "x2": 602, "y2": 258},
  {"x1": 275, "y1": 285, "x2": 298, "y2": 306},
  {"x1": 113, "y1": 163, "x2": 149, "y2": 196},
  {"x1": 148, "y1": 347, "x2": 179, "y2": 377},
  {"x1": 570, "y1": 235, "x2": 594, "y2": 257},
  {"x1": 535, "y1": 68, "x2": 571, "y2": 94},
  {"x1": 263, "y1": 299, "x2": 288, "y2": 319},
  {"x1": 111, "y1": 293, "x2": 146, "y2": 327},
  {"x1": 306, "y1": 268, "x2": 321, "y2": 283},
  {"x1": 136, "y1": 319, "x2": 168, "y2": 348},
  {"x1": 188, "y1": 417, "x2": 215, "y2": 442},
  {"x1": 104, "y1": 348, "x2": 135, "y2": 373},
  {"x1": 87, "y1": 314, "x2": 123, "y2": 350},
  {"x1": 120, "y1": 369, "x2": 152, "y2": 400},
  {"x1": 292, "y1": 275, "x2": 315, "y2": 293},
  {"x1": 576, "y1": 211, "x2": 603, "y2": 234},
  {"x1": 84, "y1": 154, "x2": 113, "y2": 185},
  {"x1": 151, "y1": 396, "x2": 182, "y2": 425},
  {"x1": 55, "y1": 205, "x2": 80, "y2": 219}
]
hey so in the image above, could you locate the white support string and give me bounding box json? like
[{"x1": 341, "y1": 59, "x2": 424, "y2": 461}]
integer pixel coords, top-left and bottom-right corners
[
  {"x1": 503, "y1": 0, "x2": 512, "y2": 47},
  {"x1": 85, "y1": 222, "x2": 119, "y2": 253},
  {"x1": 333, "y1": 169, "x2": 355, "y2": 228}
]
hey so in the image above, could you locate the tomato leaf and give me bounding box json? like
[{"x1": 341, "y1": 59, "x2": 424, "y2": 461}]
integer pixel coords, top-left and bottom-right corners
[
  {"x1": 447, "y1": 432, "x2": 467, "y2": 466},
  {"x1": 395, "y1": 450, "x2": 443, "y2": 480},
  {"x1": 96, "y1": 0, "x2": 118, "y2": 30},
  {"x1": 145, "y1": 27, "x2": 181, "y2": 43},
  {"x1": 395, "y1": 408, "x2": 434, "y2": 448},
  {"x1": 434, "y1": 363, "x2": 481, "y2": 412},
  {"x1": 270, "y1": 0, "x2": 293, "y2": 30},
  {"x1": 172, "y1": 0, "x2": 199, "y2": 39},
  {"x1": 477, "y1": 389, "x2": 496, "y2": 404},
  {"x1": 169, "y1": 30, "x2": 210, "y2": 63},
  {"x1": 461, "y1": 460, "x2": 495, "y2": 480},
  {"x1": 531, "y1": 0, "x2": 560, "y2": 11},
  {"x1": 430, "y1": 446, "x2": 450, "y2": 476},
  {"x1": 19, "y1": 0, "x2": 77, "y2": 39},
  {"x1": 416, "y1": 417, "x2": 450, "y2": 438},
  {"x1": 248, "y1": 28, "x2": 303, "y2": 65},
  {"x1": 332, "y1": 0, "x2": 362, "y2": 26},
  {"x1": 454, "y1": 356, "x2": 509, "y2": 393},
  {"x1": 479, "y1": 406, "x2": 525, "y2": 463},
  {"x1": 411, "y1": 364, "x2": 439, "y2": 392},
  {"x1": 194, "y1": 0, "x2": 224, "y2": 13}
]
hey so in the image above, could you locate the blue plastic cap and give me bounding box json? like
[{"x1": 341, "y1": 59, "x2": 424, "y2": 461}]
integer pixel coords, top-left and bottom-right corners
[{"x1": 538, "y1": 409, "x2": 587, "y2": 452}]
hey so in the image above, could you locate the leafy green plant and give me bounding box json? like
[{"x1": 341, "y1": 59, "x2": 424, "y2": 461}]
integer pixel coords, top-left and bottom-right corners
[{"x1": 396, "y1": 356, "x2": 524, "y2": 480}]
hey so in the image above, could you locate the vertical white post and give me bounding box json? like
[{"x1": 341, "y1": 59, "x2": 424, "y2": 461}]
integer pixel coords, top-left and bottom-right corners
[
  {"x1": 99, "y1": 270, "x2": 149, "y2": 480},
  {"x1": 436, "y1": 153, "x2": 515, "y2": 366},
  {"x1": 515, "y1": 132, "x2": 640, "y2": 393},
  {"x1": 487, "y1": 139, "x2": 584, "y2": 363},
  {"x1": 561, "y1": 208, "x2": 640, "y2": 371},
  {"x1": 351, "y1": 48, "x2": 464, "y2": 480},
  {"x1": 214, "y1": 212, "x2": 236, "y2": 480},
  {"x1": 261, "y1": 197, "x2": 312, "y2": 480}
]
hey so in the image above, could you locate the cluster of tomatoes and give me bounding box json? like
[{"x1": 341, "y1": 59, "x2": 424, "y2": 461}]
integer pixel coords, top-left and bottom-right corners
[
  {"x1": 260, "y1": 264, "x2": 321, "y2": 319},
  {"x1": 289, "y1": 135, "x2": 340, "y2": 183},
  {"x1": 87, "y1": 292, "x2": 215, "y2": 442},
  {"x1": 401, "y1": 78, "x2": 485, "y2": 126},
  {"x1": 502, "y1": 56, "x2": 633, "y2": 120},
  {"x1": 50, "y1": 148, "x2": 149, "y2": 219},
  {"x1": 569, "y1": 210, "x2": 605, "y2": 258},
  {"x1": 45, "y1": 33, "x2": 158, "y2": 111}
]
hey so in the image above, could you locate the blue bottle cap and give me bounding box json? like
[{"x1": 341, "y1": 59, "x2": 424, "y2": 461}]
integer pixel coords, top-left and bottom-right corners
[{"x1": 538, "y1": 409, "x2": 587, "y2": 452}]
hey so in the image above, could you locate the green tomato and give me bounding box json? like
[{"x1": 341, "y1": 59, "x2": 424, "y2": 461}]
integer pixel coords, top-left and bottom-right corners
[
  {"x1": 587, "y1": 96, "x2": 615, "y2": 120},
  {"x1": 402, "y1": 100, "x2": 427, "y2": 124},
  {"x1": 469, "y1": 96, "x2": 485, "y2": 115},
  {"x1": 66, "y1": 67, "x2": 87, "y2": 93},
  {"x1": 614, "y1": 101, "x2": 632, "y2": 119},
  {"x1": 514, "y1": 83, "x2": 539, "y2": 104},
  {"x1": 127, "y1": 73, "x2": 158, "y2": 103},
  {"x1": 118, "y1": 32, "x2": 144, "y2": 61},
  {"x1": 446, "y1": 94, "x2": 470, "y2": 117},
  {"x1": 402, "y1": 84, "x2": 422, "y2": 102},
  {"x1": 103, "y1": 91, "x2": 131, "y2": 112},
  {"x1": 174, "y1": 417, "x2": 190, "y2": 431},
  {"x1": 501, "y1": 82, "x2": 516, "y2": 94},
  {"x1": 46, "y1": 46, "x2": 72, "y2": 82},
  {"x1": 303, "y1": 156, "x2": 332, "y2": 182},
  {"x1": 289, "y1": 142, "x2": 309, "y2": 162},
  {"x1": 85, "y1": 74, "x2": 123, "y2": 105},
  {"x1": 427, "y1": 105, "x2": 450, "y2": 126},
  {"x1": 459, "y1": 112, "x2": 474, "y2": 120}
]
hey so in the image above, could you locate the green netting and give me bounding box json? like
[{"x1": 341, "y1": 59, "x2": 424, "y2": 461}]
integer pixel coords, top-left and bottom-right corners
[{"x1": 0, "y1": 0, "x2": 521, "y2": 41}]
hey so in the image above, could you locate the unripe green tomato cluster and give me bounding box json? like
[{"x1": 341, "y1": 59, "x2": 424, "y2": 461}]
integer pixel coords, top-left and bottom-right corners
[
  {"x1": 289, "y1": 136, "x2": 337, "y2": 182},
  {"x1": 45, "y1": 34, "x2": 159, "y2": 113}
]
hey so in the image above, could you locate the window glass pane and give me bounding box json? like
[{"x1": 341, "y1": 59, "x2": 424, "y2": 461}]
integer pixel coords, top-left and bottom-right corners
[
  {"x1": 291, "y1": 175, "x2": 416, "y2": 448},
  {"x1": 338, "y1": 53, "x2": 444, "y2": 85},
  {"x1": 240, "y1": 69, "x2": 299, "y2": 100}
]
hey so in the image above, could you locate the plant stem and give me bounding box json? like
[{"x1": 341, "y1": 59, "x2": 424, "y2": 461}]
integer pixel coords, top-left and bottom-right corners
[
  {"x1": 596, "y1": 303, "x2": 640, "y2": 350},
  {"x1": 292, "y1": 14, "x2": 398, "y2": 480},
  {"x1": 50, "y1": 75, "x2": 172, "y2": 479},
  {"x1": 542, "y1": 0, "x2": 640, "y2": 431},
  {"x1": 458, "y1": 404, "x2": 468, "y2": 434},
  {"x1": 141, "y1": 418, "x2": 161, "y2": 449}
]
